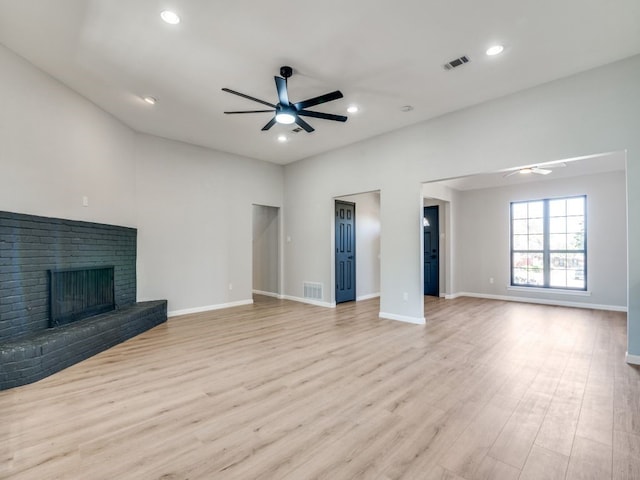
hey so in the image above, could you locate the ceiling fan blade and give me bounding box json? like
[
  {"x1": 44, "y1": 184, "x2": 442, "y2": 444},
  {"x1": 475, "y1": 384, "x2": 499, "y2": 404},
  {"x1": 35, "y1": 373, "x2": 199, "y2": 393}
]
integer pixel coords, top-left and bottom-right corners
[
  {"x1": 295, "y1": 116, "x2": 315, "y2": 133},
  {"x1": 532, "y1": 168, "x2": 552, "y2": 175},
  {"x1": 222, "y1": 88, "x2": 276, "y2": 108},
  {"x1": 224, "y1": 110, "x2": 274, "y2": 114},
  {"x1": 261, "y1": 117, "x2": 277, "y2": 131},
  {"x1": 295, "y1": 90, "x2": 343, "y2": 110},
  {"x1": 298, "y1": 110, "x2": 348, "y2": 122},
  {"x1": 275, "y1": 76, "x2": 289, "y2": 106}
]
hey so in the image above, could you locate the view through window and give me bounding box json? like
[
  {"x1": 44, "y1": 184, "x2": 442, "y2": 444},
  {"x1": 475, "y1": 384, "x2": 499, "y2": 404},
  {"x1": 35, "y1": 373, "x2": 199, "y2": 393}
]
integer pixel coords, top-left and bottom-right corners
[{"x1": 511, "y1": 195, "x2": 586, "y2": 290}]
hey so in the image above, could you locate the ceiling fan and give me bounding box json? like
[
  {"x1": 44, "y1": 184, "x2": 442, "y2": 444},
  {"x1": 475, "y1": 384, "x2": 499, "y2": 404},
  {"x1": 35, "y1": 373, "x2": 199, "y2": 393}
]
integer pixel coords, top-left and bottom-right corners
[
  {"x1": 503, "y1": 162, "x2": 567, "y2": 177},
  {"x1": 222, "y1": 66, "x2": 347, "y2": 133}
]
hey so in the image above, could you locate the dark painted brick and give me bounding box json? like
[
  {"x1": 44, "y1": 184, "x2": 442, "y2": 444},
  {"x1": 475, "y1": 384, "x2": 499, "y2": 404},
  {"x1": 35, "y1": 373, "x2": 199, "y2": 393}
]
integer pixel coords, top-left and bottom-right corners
[{"x1": 1, "y1": 211, "x2": 137, "y2": 340}]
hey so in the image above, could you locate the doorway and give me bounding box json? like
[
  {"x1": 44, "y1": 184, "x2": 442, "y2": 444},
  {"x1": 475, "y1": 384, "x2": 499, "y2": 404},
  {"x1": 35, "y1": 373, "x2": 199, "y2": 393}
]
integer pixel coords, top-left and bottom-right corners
[
  {"x1": 423, "y1": 205, "x2": 439, "y2": 296},
  {"x1": 252, "y1": 205, "x2": 280, "y2": 298},
  {"x1": 335, "y1": 200, "x2": 356, "y2": 303}
]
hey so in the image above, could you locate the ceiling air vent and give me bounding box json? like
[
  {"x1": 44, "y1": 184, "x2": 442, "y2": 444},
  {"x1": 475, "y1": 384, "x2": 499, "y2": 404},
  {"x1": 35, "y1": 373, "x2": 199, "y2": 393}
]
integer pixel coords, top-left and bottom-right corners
[
  {"x1": 444, "y1": 55, "x2": 470, "y2": 70},
  {"x1": 291, "y1": 127, "x2": 303, "y2": 133}
]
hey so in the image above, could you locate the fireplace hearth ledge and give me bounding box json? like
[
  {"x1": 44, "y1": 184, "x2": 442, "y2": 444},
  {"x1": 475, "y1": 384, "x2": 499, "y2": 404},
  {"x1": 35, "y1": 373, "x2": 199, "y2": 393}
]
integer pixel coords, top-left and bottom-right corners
[{"x1": 0, "y1": 300, "x2": 167, "y2": 390}]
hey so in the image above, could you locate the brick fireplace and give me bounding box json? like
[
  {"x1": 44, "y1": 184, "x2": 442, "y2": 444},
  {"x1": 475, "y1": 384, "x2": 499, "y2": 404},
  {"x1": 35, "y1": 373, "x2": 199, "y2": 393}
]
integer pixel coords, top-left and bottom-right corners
[{"x1": 0, "y1": 211, "x2": 166, "y2": 390}]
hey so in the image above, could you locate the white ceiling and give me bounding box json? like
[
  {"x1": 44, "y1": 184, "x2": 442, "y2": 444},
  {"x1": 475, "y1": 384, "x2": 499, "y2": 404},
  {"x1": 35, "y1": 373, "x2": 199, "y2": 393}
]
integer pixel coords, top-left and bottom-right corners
[
  {"x1": 430, "y1": 151, "x2": 626, "y2": 192},
  {"x1": 1, "y1": 0, "x2": 639, "y2": 165}
]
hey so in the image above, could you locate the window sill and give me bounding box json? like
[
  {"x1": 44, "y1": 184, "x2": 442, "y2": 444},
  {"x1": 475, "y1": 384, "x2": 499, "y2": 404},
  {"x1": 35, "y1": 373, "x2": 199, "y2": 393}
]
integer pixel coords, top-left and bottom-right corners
[{"x1": 507, "y1": 286, "x2": 591, "y2": 296}]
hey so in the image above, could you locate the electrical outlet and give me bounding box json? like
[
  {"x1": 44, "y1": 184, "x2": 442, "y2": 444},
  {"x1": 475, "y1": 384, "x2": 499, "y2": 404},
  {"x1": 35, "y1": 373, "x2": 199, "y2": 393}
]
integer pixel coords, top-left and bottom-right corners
[
  {"x1": 228, "y1": 283, "x2": 233, "y2": 290},
  {"x1": 489, "y1": 277, "x2": 494, "y2": 284},
  {"x1": 403, "y1": 292, "x2": 408, "y2": 301}
]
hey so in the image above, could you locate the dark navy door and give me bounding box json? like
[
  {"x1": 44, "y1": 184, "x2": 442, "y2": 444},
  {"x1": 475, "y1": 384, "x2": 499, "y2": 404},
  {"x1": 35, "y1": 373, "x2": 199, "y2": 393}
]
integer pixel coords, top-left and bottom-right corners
[
  {"x1": 423, "y1": 206, "x2": 439, "y2": 296},
  {"x1": 335, "y1": 201, "x2": 356, "y2": 303}
]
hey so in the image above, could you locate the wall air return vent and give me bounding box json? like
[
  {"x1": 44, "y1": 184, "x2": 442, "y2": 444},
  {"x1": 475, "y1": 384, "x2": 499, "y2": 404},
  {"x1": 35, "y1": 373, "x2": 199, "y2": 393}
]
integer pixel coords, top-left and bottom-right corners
[
  {"x1": 444, "y1": 55, "x2": 470, "y2": 70},
  {"x1": 303, "y1": 281, "x2": 323, "y2": 300}
]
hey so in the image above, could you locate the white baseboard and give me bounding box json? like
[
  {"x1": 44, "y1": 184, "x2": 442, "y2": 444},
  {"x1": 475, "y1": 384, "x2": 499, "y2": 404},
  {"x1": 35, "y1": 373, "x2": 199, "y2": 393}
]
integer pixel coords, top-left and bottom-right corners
[
  {"x1": 626, "y1": 352, "x2": 640, "y2": 365},
  {"x1": 252, "y1": 289, "x2": 283, "y2": 299},
  {"x1": 357, "y1": 292, "x2": 380, "y2": 301},
  {"x1": 168, "y1": 299, "x2": 254, "y2": 318},
  {"x1": 446, "y1": 292, "x2": 626, "y2": 312},
  {"x1": 379, "y1": 312, "x2": 425, "y2": 325},
  {"x1": 280, "y1": 295, "x2": 336, "y2": 308}
]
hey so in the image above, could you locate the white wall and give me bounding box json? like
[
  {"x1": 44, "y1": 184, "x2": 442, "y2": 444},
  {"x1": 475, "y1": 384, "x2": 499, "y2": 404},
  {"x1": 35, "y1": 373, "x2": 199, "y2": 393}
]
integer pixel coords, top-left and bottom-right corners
[
  {"x1": 252, "y1": 205, "x2": 280, "y2": 295},
  {"x1": 283, "y1": 54, "x2": 640, "y2": 339},
  {"x1": 134, "y1": 134, "x2": 283, "y2": 315},
  {"x1": 0, "y1": 43, "x2": 136, "y2": 226},
  {"x1": 453, "y1": 171, "x2": 626, "y2": 309},
  {"x1": 336, "y1": 192, "x2": 381, "y2": 300}
]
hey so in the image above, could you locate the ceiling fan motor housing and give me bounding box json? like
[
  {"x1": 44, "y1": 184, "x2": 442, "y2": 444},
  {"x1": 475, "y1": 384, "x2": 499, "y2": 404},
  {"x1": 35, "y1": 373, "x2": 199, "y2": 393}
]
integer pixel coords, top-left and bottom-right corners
[{"x1": 280, "y1": 66, "x2": 293, "y2": 79}]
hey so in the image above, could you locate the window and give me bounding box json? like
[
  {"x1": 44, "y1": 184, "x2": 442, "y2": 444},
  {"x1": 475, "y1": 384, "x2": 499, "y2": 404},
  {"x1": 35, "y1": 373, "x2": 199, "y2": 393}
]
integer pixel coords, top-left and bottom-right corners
[{"x1": 511, "y1": 195, "x2": 586, "y2": 290}]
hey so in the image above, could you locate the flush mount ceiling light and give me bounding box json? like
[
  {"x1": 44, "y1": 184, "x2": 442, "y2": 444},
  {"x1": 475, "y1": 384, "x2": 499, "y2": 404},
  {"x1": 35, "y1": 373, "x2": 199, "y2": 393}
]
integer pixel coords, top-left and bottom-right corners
[
  {"x1": 143, "y1": 96, "x2": 157, "y2": 105},
  {"x1": 486, "y1": 45, "x2": 504, "y2": 56},
  {"x1": 275, "y1": 110, "x2": 296, "y2": 125},
  {"x1": 160, "y1": 10, "x2": 180, "y2": 24},
  {"x1": 347, "y1": 105, "x2": 359, "y2": 114}
]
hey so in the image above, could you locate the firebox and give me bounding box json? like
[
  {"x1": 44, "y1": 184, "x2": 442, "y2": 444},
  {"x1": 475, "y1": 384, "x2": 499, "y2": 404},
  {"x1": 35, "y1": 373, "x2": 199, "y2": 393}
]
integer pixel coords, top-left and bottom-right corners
[{"x1": 49, "y1": 266, "x2": 115, "y2": 327}]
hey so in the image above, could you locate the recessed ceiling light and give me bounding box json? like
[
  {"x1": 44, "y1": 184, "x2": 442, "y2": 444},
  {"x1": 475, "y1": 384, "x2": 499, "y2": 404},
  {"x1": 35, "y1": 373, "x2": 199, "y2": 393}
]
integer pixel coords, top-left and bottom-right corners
[
  {"x1": 160, "y1": 10, "x2": 180, "y2": 24},
  {"x1": 277, "y1": 135, "x2": 287, "y2": 143},
  {"x1": 486, "y1": 45, "x2": 504, "y2": 56},
  {"x1": 143, "y1": 96, "x2": 157, "y2": 105},
  {"x1": 347, "y1": 105, "x2": 359, "y2": 114},
  {"x1": 400, "y1": 105, "x2": 414, "y2": 112}
]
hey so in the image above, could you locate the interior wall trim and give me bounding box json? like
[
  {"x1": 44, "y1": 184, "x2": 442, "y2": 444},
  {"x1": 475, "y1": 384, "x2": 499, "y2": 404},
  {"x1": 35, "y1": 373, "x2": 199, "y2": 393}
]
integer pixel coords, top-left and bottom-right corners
[
  {"x1": 280, "y1": 295, "x2": 336, "y2": 308},
  {"x1": 252, "y1": 290, "x2": 283, "y2": 299},
  {"x1": 357, "y1": 292, "x2": 380, "y2": 301},
  {"x1": 379, "y1": 312, "x2": 425, "y2": 325},
  {"x1": 447, "y1": 292, "x2": 627, "y2": 312},
  {"x1": 626, "y1": 352, "x2": 640, "y2": 365},
  {"x1": 168, "y1": 299, "x2": 253, "y2": 318}
]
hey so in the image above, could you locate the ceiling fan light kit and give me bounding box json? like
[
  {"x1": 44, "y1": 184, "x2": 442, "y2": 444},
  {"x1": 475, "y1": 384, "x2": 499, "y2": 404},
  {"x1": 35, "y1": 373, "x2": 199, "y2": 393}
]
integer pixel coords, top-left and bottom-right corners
[{"x1": 222, "y1": 65, "x2": 347, "y2": 133}]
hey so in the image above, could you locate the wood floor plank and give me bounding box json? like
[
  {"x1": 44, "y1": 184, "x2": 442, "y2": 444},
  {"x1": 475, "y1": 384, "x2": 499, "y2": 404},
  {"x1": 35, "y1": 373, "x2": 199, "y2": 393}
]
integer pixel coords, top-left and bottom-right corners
[
  {"x1": 613, "y1": 429, "x2": 640, "y2": 480},
  {"x1": 488, "y1": 390, "x2": 551, "y2": 469},
  {"x1": 534, "y1": 396, "x2": 582, "y2": 456},
  {"x1": 474, "y1": 455, "x2": 520, "y2": 480},
  {"x1": 438, "y1": 401, "x2": 516, "y2": 478},
  {"x1": 565, "y1": 435, "x2": 613, "y2": 480},
  {"x1": 0, "y1": 296, "x2": 633, "y2": 480},
  {"x1": 519, "y1": 445, "x2": 569, "y2": 480}
]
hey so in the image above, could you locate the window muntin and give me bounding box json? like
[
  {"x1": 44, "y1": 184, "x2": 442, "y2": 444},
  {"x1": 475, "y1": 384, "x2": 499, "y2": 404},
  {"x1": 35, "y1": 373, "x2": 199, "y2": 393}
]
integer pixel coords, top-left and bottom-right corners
[{"x1": 511, "y1": 196, "x2": 586, "y2": 290}]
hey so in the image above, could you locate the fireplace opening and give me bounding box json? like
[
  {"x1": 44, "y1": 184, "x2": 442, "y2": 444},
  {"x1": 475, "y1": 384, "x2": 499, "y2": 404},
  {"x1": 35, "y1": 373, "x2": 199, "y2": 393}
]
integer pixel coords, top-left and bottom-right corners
[{"x1": 49, "y1": 266, "x2": 115, "y2": 327}]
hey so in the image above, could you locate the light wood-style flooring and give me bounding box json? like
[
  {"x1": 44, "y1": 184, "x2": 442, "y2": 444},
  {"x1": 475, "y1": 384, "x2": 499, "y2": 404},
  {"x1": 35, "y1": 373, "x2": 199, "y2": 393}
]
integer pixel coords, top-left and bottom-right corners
[{"x1": 1, "y1": 296, "x2": 638, "y2": 479}]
